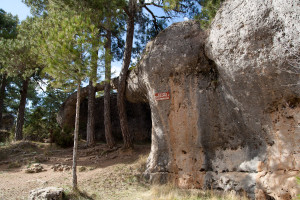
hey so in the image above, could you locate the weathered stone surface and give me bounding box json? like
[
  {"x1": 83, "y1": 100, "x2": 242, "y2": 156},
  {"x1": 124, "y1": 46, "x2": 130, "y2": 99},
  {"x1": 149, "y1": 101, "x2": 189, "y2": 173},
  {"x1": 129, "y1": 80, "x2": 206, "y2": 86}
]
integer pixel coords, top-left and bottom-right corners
[
  {"x1": 58, "y1": 93, "x2": 151, "y2": 143},
  {"x1": 56, "y1": 78, "x2": 118, "y2": 129},
  {"x1": 205, "y1": 0, "x2": 300, "y2": 199},
  {"x1": 29, "y1": 187, "x2": 63, "y2": 200},
  {"x1": 79, "y1": 93, "x2": 151, "y2": 142},
  {"x1": 128, "y1": 20, "x2": 216, "y2": 188},
  {"x1": 126, "y1": 0, "x2": 300, "y2": 198},
  {"x1": 57, "y1": 83, "x2": 105, "y2": 127}
]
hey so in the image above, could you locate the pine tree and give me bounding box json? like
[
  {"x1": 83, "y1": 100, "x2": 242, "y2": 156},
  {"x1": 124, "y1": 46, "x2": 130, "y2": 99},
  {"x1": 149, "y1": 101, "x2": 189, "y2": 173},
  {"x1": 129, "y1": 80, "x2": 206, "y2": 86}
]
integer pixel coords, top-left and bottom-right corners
[
  {"x1": 38, "y1": 1, "x2": 101, "y2": 190},
  {"x1": 0, "y1": 9, "x2": 18, "y2": 129},
  {"x1": 195, "y1": 0, "x2": 224, "y2": 29},
  {"x1": 0, "y1": 17, "x2": 41, "y2": 140}
]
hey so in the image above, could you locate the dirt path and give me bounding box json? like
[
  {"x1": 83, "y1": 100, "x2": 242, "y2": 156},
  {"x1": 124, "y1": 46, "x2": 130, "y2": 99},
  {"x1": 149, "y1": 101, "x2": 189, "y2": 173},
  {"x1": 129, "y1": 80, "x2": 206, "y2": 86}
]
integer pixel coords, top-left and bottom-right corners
[{"x1": 0, "y1": 142, "x2": 151, "y2": 200}]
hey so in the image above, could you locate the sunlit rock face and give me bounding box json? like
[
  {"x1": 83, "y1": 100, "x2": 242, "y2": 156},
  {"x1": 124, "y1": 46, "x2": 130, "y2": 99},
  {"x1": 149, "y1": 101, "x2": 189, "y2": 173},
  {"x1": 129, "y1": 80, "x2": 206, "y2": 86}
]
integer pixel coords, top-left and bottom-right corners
[
  {"x1": 126, "y1": 0, "x2": 300, "y2": 198},
  {"x1": 206, "y1": 0, "x2": 300, "y2": 199}
]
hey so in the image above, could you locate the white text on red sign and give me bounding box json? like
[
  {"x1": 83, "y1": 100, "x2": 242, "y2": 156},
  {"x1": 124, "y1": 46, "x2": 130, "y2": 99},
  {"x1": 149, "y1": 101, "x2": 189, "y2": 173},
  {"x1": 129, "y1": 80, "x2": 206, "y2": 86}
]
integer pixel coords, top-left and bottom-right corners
[{"x1": 155, "y1": 92, "x2": 170, "y2": 101}]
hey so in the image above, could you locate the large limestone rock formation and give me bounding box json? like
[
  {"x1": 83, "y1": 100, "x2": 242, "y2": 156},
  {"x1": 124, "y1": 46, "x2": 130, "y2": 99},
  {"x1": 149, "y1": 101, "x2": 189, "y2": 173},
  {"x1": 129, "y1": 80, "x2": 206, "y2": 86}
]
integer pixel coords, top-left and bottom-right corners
[
  {"x1": 126, "y1": 0, "x2": 300, "y2": 199},
  {"x1": 206, "y1": 1, "x2": 300, "y2": 199},
  {"x1": 79, "y1": 93, "x2": 151, "y2": 142},
  {"x1": 58, "y1": 93, "x2": 151, "y2": 142}
]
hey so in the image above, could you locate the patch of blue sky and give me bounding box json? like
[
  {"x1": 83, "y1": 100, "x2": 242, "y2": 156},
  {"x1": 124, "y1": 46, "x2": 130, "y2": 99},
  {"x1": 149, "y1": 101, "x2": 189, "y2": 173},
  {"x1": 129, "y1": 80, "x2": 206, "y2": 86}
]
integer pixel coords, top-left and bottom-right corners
[{"x1": 0, "y1": 0, "x2": 32, "y2": 21}]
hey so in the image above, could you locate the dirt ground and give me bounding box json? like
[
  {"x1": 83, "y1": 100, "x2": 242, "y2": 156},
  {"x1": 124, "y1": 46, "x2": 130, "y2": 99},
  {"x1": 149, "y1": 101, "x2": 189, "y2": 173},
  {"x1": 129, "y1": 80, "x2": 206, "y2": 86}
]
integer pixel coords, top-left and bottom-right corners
[{"x1": 0, "y1": 141, "x2": 152, "y2": 200}]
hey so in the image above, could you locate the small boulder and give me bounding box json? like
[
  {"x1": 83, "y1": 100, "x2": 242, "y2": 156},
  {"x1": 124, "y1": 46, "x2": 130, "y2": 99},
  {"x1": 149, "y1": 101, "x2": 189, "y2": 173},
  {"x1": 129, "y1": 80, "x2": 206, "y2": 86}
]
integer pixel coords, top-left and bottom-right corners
[
  {"x1": 51, "y1": 164, "x2": 71, "y2": 172},
  {"x1": 25, "y1": 163, "x2": 46, "y2": 173},
  {"x1": 29, "y1": 187, "x2": 64, "y2": 200},
  {"x1": 79, "y1": 166, "x2": 87, "y2": 172}
]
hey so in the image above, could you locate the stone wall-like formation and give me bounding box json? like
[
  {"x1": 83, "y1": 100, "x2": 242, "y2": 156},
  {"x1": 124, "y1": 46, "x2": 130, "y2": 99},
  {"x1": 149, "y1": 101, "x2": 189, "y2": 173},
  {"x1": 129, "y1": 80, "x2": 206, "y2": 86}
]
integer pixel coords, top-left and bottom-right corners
[
  {"x1": 58, "y1": 88, "x2": 152, "y2": 143},
  {"x1": 126, "y1": 0, "x2": 300, "y2": 199},
  {"x1": 79, "y1": 93, "x2": 151, "y2": 142}
]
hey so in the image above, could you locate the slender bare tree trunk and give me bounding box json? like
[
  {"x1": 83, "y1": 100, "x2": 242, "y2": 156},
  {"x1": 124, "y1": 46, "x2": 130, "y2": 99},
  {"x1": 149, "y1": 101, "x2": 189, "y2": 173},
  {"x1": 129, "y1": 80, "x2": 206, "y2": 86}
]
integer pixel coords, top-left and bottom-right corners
[
  {"x1": 86, "y1": 80, "x2": 95, "y2": 146},
  {"x1": 15, "y1": 78, "x2": 29, "y2": 141},
  {"x1": 104, "y1": 29, "x2": 115, "y2": 148},
  {"x1": 72, "y1": 82, "x2": 81, "y2": 190},
  {"x1": 117, "y1": 0, "x2": 136, "y2": 149},
  {"x1": 0, "y1": 73, "x2": 7, "y2": 128},
  {"x1": 86, "y1": 46, "x2": 98, "y2": 147}
]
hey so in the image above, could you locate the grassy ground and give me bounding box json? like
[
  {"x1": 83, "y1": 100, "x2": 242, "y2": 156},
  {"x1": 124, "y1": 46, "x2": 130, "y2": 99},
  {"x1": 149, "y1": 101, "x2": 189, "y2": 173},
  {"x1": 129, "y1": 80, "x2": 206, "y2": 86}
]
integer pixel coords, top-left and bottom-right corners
[{"x1": 0, "y1": 141, "x2": 248, "y2": 200}]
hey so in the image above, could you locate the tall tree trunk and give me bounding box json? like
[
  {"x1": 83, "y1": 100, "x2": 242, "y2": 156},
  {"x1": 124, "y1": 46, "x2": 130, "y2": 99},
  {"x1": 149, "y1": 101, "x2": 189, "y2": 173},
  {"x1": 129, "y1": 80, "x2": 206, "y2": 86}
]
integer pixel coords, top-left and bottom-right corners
[
  {"x1": 117, "y1": 0, "x2": 136, "y2": 149},
  {"x1": 0, "y1": 73, "x2": 7, "y2": 128},
  {"x1": 86, "y1": 80, "x2": 95, "y2": 146},
  {"x1": 72, "y1": 82, "x2": 81, "y2": 191},
  {"x1": 86, "y1": 46, "x2": 98, "y2": 147},
  {"x1": 104, "y1": 29, "x2": 115, "y2": 148},
  {"x1": 15, "y1": 78, "x2": 29, "y2": 141}
]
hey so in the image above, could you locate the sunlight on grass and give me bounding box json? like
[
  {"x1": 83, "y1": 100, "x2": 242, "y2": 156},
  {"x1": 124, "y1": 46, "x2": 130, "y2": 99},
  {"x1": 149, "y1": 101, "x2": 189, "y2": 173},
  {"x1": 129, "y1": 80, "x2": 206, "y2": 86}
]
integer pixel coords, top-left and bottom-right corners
[
  {"x1": 133, "y1": 154, "x2": 148, "y2": 173},
  {"x1": 148, "y1": 184, "x2": 249, "y2": 200}
]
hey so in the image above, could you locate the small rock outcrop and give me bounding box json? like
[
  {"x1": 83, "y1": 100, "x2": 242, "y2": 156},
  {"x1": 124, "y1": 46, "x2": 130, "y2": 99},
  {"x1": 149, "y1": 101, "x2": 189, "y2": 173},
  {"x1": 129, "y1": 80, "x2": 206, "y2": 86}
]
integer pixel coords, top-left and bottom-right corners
[
  {"x1": 25, "y1": 163, "x2": 46, "y2": 173},
  {"x1": 126, "y1": 0, "x2": 300, "y2": 199},
  {"x1": 29, "y1": 187, "x2": 63, "y2": 200},
  {"x1": 51, "y1": 164, "x2": 71, "y2": 172}
]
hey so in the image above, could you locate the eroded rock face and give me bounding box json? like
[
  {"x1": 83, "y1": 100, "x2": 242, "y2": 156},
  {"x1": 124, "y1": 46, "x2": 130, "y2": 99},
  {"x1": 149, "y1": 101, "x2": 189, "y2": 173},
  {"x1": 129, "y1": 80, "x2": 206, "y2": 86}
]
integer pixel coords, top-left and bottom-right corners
[
  {"x1": 59, "y1": 93, "x2": 152, "y2": 143},
  {"x1": 126, "y1": 0, "x2": 300, "y2": 198},
  {"x1": 79, "y1": 94, "x2": 151, "y2": 142},
  {"x1": 206, "y1": 0, "x2": 300, "y2": 199}
]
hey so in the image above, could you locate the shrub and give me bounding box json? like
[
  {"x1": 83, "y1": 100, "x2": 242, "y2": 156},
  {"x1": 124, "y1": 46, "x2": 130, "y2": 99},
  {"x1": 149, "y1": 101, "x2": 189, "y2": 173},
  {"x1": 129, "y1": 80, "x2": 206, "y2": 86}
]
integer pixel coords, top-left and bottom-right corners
[{"x1": 52, "y1": 126, "x2": 73, "y2": 148}]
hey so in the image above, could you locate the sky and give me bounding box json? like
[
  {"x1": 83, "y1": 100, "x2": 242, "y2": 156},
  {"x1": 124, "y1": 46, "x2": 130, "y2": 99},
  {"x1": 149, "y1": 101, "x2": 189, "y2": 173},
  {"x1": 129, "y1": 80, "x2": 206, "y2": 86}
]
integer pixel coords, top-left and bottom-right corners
[
  {"x1": 0, "y1": 0, "x2": 32, "y2": 21},
  {"x1": 0, "y1": 0, "x2": 188, "y2": 79}
]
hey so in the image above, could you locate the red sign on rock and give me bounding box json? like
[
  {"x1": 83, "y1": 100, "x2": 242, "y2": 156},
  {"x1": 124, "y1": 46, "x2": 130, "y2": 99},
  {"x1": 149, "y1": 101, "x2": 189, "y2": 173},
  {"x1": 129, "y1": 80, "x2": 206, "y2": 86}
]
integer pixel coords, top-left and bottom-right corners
[{"x1": 155, "y1": 92, "x2": 170, "y2": 101}]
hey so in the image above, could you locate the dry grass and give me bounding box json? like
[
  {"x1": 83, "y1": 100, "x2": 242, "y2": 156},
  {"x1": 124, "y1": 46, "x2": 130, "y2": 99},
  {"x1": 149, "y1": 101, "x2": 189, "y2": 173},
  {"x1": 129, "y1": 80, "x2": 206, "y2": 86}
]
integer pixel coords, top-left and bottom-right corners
[
  {"x1": 0, "y1": 142, "x2": 250, "y2": 200},
  {"x1": 148, "y1": 184, "x2": 249, "y2": 200},
  {"x1": 133, "y1": 154, "x2": 148, "y2": 173}
]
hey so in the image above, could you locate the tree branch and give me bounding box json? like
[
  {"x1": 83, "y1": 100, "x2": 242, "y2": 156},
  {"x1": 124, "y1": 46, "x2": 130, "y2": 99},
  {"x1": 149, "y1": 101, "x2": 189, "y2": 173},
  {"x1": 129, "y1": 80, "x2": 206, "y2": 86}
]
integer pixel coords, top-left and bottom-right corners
[
  {"x1": 144, "y1": 6, "x2": 159, "y2": 35},
  {"x1": 143, "y1": 2, "x2": 185, "y2": 13},
  {"x1": 144, "y1": 2, "x2": 164, "y2": 8}
]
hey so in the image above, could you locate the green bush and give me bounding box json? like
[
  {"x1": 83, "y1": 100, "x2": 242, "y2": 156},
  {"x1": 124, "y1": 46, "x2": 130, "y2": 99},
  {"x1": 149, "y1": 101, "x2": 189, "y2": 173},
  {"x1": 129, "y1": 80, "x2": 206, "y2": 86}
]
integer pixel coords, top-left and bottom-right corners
[
  {"x1": 53, "y1": 126, "x2": 73, "y2": 148},
  {"x1": 194, "y1": 0, "x2": 225, "y2": 29},
  {"x1": 0, "y1": 130, "x2": 11, "y2": 143}
]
